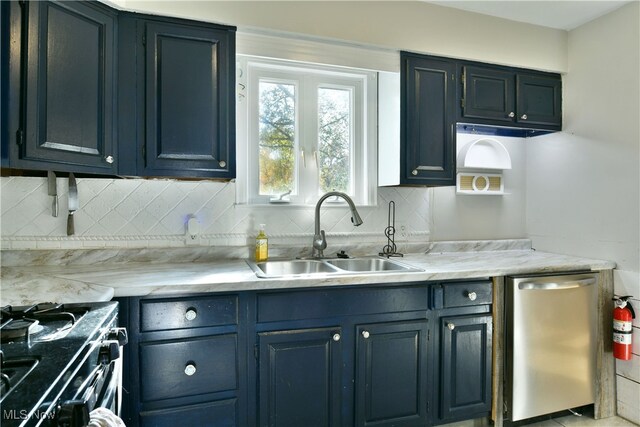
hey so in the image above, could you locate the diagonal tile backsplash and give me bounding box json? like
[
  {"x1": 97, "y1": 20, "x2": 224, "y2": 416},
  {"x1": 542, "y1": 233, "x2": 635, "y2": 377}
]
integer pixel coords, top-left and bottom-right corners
[{"x1": 0, "y1": 177, "x2": 430, "y2": 251}]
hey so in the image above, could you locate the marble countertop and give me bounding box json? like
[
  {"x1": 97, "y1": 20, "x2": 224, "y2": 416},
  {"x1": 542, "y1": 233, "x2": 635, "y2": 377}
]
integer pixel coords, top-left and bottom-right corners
[{"x1": 0, "y1": 247, "x2": 615, "y2": 306}]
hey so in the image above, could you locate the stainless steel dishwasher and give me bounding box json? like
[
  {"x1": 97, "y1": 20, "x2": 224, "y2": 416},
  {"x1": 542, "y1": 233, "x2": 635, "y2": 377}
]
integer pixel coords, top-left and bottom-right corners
[{"x1": 505, "y1": 272, "x2": 598, "y2": 422}]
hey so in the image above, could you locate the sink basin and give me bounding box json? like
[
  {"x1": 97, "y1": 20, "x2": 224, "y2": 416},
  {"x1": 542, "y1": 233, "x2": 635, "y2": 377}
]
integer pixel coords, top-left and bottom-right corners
[
  {"x1": 326, "y1": 258, "x2": 416, "y2": 272},
  {"x1": 247, "y1": 257, "x2": 421, "y2": 278},
  {"x1": 250, "y1": 259, "x2": 340, "y2": 278}
]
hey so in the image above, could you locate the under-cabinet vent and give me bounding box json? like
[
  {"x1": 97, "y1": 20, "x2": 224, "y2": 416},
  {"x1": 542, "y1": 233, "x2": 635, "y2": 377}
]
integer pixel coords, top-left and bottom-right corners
[{"x1": 456, "y1": 173, "x2": 504, "y2": 195}]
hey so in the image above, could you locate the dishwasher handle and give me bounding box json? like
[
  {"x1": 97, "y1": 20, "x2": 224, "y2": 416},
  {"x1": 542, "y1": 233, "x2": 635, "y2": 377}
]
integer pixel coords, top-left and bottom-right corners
[{"x1": 518, "y1": 277, "x2": 596, "y2": 290}]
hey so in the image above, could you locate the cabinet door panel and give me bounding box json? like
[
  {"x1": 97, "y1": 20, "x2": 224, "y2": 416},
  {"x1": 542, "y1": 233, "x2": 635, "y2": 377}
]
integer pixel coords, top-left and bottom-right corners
[
  {"x1": 143, "y1": 21, "x2": 234, "y2": 177},
  {"x1": 22, "y1": 1, "x2": 116, "y2": 172},
  {"x1": 440, "y1": 314, "x2": 492, "y2": 421},
  {"x1": 517, "y1": 74, "x2": 562, "y2": 127},
  {"x1": 462, "y1": 66, "x2": 515, "y2": 123},
  {"x1": 258, "y1": 328, "x2": 342, "y2": 427},
  {"x1": 355, "y1": 321, "x2": 429, "y2": 427},
  {"x1": 401, "y1": 53, "x2": 456, "y2": 185}
]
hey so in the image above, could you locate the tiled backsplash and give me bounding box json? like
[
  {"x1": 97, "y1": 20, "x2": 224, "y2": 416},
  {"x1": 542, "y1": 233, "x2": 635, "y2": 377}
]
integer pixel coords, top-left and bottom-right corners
[{"x1": 0, "y1": 177, "x2": 430, "y2": 251}]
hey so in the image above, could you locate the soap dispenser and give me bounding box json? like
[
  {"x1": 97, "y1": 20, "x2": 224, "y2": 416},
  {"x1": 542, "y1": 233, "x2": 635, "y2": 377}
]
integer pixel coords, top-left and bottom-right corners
[{"x1": 255, "y1": 224, "x2": 268, "y2": 262}]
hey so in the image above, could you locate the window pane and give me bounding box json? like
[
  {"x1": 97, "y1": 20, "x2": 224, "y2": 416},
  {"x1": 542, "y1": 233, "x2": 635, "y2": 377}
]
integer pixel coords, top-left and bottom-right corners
[
  {"x1": 259, "y1": 81, "x2": 296, "y2": 195},
  {"x1": 318, "y1": 87, "x2": 352, "y2": 194}
]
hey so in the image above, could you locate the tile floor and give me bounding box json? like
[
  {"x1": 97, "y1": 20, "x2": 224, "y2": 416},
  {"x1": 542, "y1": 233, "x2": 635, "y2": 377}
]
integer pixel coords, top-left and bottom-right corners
[{"x1": 441, "y1": 413, "x2": 638, "y2": 427}]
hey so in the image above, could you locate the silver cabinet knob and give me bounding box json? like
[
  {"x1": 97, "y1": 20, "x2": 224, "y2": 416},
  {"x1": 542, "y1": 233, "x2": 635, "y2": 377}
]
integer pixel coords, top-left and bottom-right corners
[
  {"x1": 184, "y1": 363, "x2": 197, "y2": 376},
  {"x1": 411, "y1": 169, "x2": 418, "y2": 176},
  {"x1": 219, "y1": 160, "x2": 227, "y2": 168},
  {"x1": 185, "y1": 309, "x2": 197, "y2": 321},
  {"x1": 521, "y1": 114, "x2": 528, "y2": 120},
  {"x1": 508, "y1": 112, "x2": 515, "y2": 118},
  {"x1": 105, "y1": 155, "x2": 114, "y2": 164},
  {"x1": 361, "y1": 330, "x2": 370, "y2": 339},
  {"x1": 467, "y1": 291, "x2": 477, "y2": 301},
  {"x1": 332, "y1": 333, "x2": 341, "y2": 342},
  {"x1": 447, "y1": 323, "x2": 455, "y2": 331}
]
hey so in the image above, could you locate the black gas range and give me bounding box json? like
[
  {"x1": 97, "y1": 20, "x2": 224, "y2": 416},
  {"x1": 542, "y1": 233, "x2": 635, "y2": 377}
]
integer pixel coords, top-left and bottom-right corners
[{"x1": 0, "y1": 301, "x2": 126, "y2": 427}]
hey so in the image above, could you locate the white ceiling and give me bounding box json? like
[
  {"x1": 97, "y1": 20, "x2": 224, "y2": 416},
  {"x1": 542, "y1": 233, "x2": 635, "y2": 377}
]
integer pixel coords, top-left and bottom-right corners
[{"x1": 426, "y1": 0, "x2": 633, "y2": 30}]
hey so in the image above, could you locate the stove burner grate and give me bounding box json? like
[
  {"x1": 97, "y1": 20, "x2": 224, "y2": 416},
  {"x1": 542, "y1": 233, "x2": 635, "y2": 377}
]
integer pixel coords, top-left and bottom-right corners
[{"x1": 0, "y1": 303, "x2": 88, "y2": 344}]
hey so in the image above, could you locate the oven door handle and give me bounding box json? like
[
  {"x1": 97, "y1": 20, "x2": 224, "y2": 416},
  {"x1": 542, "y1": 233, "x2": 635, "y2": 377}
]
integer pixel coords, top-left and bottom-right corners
[{"x1": 81, "y1": 363, "x2": 110, "y2": 412}]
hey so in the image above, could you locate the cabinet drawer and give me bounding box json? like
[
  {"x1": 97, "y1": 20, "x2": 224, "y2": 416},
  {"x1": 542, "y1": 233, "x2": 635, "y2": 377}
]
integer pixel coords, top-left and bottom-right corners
[
  {"x1": 140, "y1": 295, "x2": 237, "y2": 332},
  {"x1": 140, "y1": 334, "x2": 238, "y2": 402},
  {"x1": 140, "y1": 399, "x2": 237, "y2": 427},
  {"x1": 435, "y1": 281, "x2": 492, "y2": 308}
]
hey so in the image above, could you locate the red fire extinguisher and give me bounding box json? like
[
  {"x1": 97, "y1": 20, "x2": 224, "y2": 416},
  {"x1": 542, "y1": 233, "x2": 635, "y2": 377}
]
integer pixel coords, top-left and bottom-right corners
[{"x1": 613, "y1": 296, "x2": 636, "y2": 360}]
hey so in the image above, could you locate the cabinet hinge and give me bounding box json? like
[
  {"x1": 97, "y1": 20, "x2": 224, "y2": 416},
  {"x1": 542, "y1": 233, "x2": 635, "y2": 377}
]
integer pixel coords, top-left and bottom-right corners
[
  {"x1": 461, "y1": 98, "x2": 465, "y2": 108},
  {"x1": 427, "y1": 401, "x2": 430, "y2": 413},
  {"x1": 16, "y1": 130, "x2": 24, "y2": 146},
  {"x1": 254, "y1": 344, "x2": 258, "y2": 360},
  {"x1": 427, "y1": 329, "x2": 430, "y2": 341},
  {"x1": 18, "y1": 0, "x2": 26, "y2": 7},
  {"x1": 142, "y1": 35, "x2": 146, "y2": 46}
]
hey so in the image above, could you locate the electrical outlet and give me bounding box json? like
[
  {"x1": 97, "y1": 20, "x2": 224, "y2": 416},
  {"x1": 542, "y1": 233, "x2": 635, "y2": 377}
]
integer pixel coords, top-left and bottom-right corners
[
  {"x1": 395, "y1": 221, "x2": 408, "y2": 241},
  {"x1": 185, "y1": 215, "x2": 201, "y2": 246}
]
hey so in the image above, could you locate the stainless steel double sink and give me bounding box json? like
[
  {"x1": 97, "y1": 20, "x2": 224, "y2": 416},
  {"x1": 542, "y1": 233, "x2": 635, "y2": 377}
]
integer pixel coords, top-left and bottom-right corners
[{"x1": 247, "y1": 257, "x2": 422, "y2": 278}]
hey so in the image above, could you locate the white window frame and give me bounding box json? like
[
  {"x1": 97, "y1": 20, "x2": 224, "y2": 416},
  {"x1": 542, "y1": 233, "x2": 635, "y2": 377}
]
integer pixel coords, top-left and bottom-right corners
[{"x1": 237, "y1": 55, "x2": 377, "y2": 206}]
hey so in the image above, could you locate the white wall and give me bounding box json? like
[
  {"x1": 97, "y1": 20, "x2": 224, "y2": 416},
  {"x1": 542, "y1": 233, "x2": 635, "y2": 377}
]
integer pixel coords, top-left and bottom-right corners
[
  {"x1": 525, "y1": 2, "x2": 640, "y2": 423},
  {"x1": 0, "y1": 178, "x2": 430, "y2": 252},
  {"x1": 120, "y1": 1, "x2": 568, "y2": 73},
  {"x1": 430, "y1": 133, "x2": 527, "y2": 241}
]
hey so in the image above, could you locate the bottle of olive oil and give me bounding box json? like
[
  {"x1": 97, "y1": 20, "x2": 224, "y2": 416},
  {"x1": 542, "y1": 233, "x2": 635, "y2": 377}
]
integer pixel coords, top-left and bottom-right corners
[{"x1": 255, "y1": 224, "x2": 268, "y2": 262}]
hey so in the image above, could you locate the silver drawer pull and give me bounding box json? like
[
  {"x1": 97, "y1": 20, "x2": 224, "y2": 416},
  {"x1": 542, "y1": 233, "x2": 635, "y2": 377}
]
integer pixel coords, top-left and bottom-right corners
[
  {"x1": 185, "y1": 309, "x2": 197, "y2": 321},
  {"x1": 332, "y1": 333, "x2": 341, "y2": 342},
  {"x1": 361, "y1": 330, "x2": 370, "y2": 339},
  {"x1": 184, "y1": 363, "x2": 197, "y2": 376},
  {"x1": 219, "y1": 160, "x2": 227, "y2": 168},
  {"x1": 467, "y1": 291, "x2": 477, "y2": 301},
  {"x1": 521, "y1": 114, "x2": 528, "y2": 120},
  {"x1": 447, "y1": 323, "x2": 455, "y2": 331}
]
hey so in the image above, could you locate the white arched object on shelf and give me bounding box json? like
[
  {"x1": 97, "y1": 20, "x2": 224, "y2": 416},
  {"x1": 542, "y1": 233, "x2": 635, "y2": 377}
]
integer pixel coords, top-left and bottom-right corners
[{"x1": 457, "y1": 137, "x2": 512, "y2": 170}]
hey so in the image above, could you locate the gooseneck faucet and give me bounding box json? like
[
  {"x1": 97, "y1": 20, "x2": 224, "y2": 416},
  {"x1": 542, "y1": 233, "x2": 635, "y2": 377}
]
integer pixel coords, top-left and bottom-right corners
[{"x1": 312, "y1": 191, "x2": 363, "y2": 258}]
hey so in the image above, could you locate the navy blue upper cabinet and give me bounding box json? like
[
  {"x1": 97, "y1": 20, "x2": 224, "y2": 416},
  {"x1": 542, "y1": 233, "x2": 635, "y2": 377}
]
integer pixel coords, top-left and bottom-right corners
[
  {"x1": 462, "y1": 66, "x2": 516, "y2": 124},
  {"x1": 460, "y1": 64, "x2": 562, "y2": 130},
  {"x1": 5, "y1": 0, "x2": 118, "y2": 173},
  {"x1": 118, "y1": 13, "x2": 236, "y2": 178},
  {"x1": 516, "y1": 74, "x2": 562, "y2": 128},
  {"x1": 401, "y1": 52, "x2": 457, "y2": 186}
]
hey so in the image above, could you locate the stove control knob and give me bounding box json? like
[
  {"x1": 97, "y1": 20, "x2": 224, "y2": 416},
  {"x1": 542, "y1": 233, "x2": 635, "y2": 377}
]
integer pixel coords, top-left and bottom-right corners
[
  {"x1": 98, "y1": 340, "x2": 121, "y2": 365},
  {"x1": 108, "y1": 327, "x2": 128, "y2": 346},
  {"x1": 57, "y1": 400, "x2": 89, "y2": 427}
]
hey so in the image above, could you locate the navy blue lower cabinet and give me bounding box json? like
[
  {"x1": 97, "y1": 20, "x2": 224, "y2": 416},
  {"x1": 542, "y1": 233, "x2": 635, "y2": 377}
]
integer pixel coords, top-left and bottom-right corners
[
  {"x1": 440, "y1": 314, "x2": 492, "y2": 421},
  {"x1": 117, "y1": 294, "x2": 246, "y2": 427},
  {"x1": 355, "y1": 321, "x2": 429, "y2": 427},
  {"x1": 257, "y1": 327, "x2": 343, "y2": 427},
  {"x1": 139, "y1": 399, "x2": 237, "y2": 427}
]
